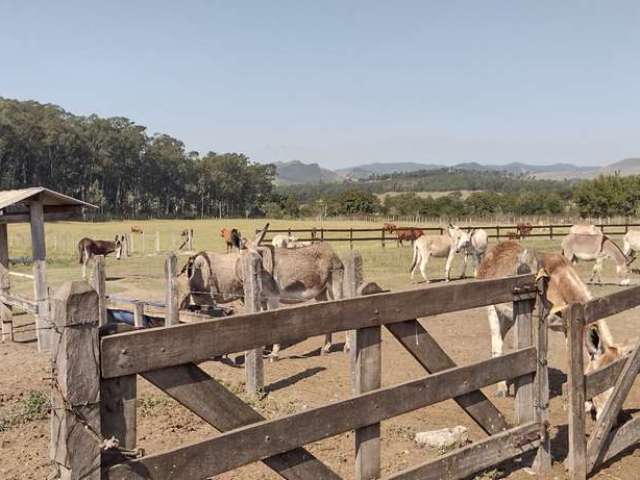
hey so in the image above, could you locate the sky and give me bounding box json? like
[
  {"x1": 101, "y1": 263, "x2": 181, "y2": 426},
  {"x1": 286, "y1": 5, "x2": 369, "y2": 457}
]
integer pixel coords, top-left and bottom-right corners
[{"x1": 1, "y1": 1, "x2": 639, "y2": 168}]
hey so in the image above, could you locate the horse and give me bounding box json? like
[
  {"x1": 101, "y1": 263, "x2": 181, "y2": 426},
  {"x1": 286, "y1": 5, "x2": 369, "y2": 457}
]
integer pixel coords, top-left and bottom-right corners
[
  {"x1": 78, "y1": 236, "x2": 124, "y2": 279},
  {"x1": 220, "y1": 228, "x2": 242, "y2": 253},
  {"x1": 561, "y1": 230, "x2": 631, "y2": 285},
  {"x1": 395, "y1": 227, "x2": 424, "y2": 247}
]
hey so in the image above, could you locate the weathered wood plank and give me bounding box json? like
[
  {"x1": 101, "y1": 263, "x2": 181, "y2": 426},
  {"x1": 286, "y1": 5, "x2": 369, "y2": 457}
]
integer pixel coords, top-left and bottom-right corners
[
  {"x1": 91, "y1": 255, "x2": 107, "y2": 327},
  {"x1": 0, "y1": 224, "x2": 12, "y2": 342},
  {"x1": 101, "y1": 375, "x2": 137, "y2": 450},
  {"x1": 30, "y1": 199, "x2": 50, "y2": 351},
  {"x1": 566, "y1": 304, "x2": 587, "y2": 480},
  {"x1": 386, "y1": 320, "x2": 509, "y2": 435},
  {"x1": 0, "y1": 292, "x2": 37, "y2": 312},
  {"x1": 141, "y1": 363, "x2": 340, "y2": 480},
  {"x1": 354, "y1": 324, "x2": 381, "y2": 480},
  {"x1": 105, "y1": 348, "x2": 536, "y2": 479},
  {"x1": 133, "y1": 303, "x2": 145, "y2": 328},
  {"x1": 102, "y1": 274, "x2": 535, "y2": 378},
  {"x1": 514, "y1": 297, "x2": 535, "y2": 425},
  {"x1": 586, "y1": 355, "x2": 628, "y2": 399},
  {"x1": 164, "y1": 253, "x2": 178, "y2": 326},
  {"x1": 587, "y1": 342, "x2": 640, "y2": 472},
  {"x1": 242, "y1": 252, "x2": 264, "y2": 395},
  {"x1": 597, "y1": 416, "x2": 640, "y2": 467},
  {"x1": 584, "y1": 284, "x2": 640, "y2": 325},
  {"x1": 533, "y1": 275, "x2": 551, "y2": 475},
  {"x1": 50, "y1": 281, "x2": 101, "y2": 479},
  {"x1": 385, "y1": 421, "x2": 541, "y2": 480}
]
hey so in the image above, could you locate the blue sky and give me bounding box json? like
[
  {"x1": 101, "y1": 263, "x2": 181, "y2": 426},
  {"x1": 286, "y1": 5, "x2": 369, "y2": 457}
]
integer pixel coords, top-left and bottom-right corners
[{"x1": 1, "y1": 1, "x2": 639, "y2": 168}]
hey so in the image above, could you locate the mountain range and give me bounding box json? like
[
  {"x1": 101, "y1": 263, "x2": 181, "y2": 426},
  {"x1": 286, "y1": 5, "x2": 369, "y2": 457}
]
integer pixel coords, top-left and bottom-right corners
[{"x1": 274, "y1": 158, "x2": 640, "y2": 184}]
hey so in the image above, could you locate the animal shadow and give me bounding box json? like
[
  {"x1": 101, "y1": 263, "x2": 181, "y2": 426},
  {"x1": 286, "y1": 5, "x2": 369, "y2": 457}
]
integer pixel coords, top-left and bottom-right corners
[{"x1": 266, "y1": 366, "x2": 327, "y2": 393}]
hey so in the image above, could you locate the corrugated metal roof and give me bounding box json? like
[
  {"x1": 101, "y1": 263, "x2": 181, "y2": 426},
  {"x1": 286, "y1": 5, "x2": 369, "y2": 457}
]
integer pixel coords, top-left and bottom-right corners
[{"x1": 0, "y1": 187, "x2": 97, "y2": 211}]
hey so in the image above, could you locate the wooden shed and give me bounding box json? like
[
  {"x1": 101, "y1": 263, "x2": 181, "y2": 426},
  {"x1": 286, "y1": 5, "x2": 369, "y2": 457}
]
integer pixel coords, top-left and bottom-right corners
[{"x1": 0, "y1": 187, "x2": 96, "y2": 351}]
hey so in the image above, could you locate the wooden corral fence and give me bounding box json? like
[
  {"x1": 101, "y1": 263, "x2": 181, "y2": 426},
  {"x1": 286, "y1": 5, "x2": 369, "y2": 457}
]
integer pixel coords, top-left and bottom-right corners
[
  {"x1": 564, "y1": 284, "x2": 640, "y2": 479},
  {"x1": 261, "y1": 222, "x2": 640, "y2": 249},
  {"x1": 49, "y1": 261, "x2": 554, "y2": 479},
  {"x1": 0, "y1": 263, "x2": 39, "y2": 342}
]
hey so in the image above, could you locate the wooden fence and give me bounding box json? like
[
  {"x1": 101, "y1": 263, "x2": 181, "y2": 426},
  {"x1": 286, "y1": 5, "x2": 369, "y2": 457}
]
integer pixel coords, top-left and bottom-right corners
[
  {"x1": 564, "y1": 284, "x2": 640, "y2": 479},
  {"x1": 261, "y1": 222, "x2": 640, "y2": 248},
  {"x1": 49, "y1": 262, "x2": 555, "y2": 479}
]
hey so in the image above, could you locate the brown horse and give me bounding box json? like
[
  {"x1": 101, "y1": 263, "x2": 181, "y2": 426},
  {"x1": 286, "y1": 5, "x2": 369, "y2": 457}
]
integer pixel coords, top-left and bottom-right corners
[{"x1": 78, "y1": 236, "x2": 124, "y2": 278}]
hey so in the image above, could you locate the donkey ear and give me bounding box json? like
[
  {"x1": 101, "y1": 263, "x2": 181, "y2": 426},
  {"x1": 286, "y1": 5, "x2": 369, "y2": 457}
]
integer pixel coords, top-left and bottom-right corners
[{"x1": 586, "y1": 325, "x2": 606, "y2": 357}]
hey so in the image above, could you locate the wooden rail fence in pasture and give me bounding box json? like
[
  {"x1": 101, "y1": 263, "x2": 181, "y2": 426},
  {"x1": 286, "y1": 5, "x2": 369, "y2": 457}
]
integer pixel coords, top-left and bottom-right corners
[
  {"x1": 261, "y1": 222, "x2": 640, "y2": 249},
  {"x1": 564, "y1": 284, "x2": 640, "y2": 479},
  {"x1": 50, "y1": 259, "x2": 556, "y2": 479}
]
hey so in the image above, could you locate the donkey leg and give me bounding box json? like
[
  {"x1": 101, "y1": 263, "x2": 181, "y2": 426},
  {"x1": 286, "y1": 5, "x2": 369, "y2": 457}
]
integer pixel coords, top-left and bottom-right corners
[
  {"x1": 592, "y1": 258, "x2": 604, "y2": 284},
  {"x1": 488, "y1": 305, "x2": 515, "y2": 397},
  {"x1": 420, "y1": 252, "x2": 431, "y2": 283},
  {"x1": 460, "y1": 253, "x2": 468, "y2": 279},
  {"x1": 444, "y1": 251, "x2": 455, "y2": 282}
]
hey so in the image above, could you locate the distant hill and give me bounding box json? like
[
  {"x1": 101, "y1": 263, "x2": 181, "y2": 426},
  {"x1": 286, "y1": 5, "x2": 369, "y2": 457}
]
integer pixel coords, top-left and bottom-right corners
[
  {"x1": 274, "y1": 158, "x2": 640, "y2": 184},
  {"x1": 274, "y1": 160, "x2": 342, "y2": 185}
]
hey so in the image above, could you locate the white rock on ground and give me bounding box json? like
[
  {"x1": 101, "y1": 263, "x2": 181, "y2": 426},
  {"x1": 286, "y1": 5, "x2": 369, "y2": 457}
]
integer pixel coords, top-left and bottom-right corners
[{"x1": 414, "y1": 426, "x2": 469, "y2": 450}]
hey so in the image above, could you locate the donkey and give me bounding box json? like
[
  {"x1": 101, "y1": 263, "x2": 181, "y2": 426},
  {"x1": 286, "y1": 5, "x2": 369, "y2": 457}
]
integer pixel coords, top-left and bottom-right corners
[
  {"x1": 78, "y1": 236, "x2": 124, "y2": 279},
  {"x1": 477, "y1": 240, "x2": 614, "y2": 407},
  {"x1": 561, "y1": 230, "x2": 631, "y2": 285},
  {"x1": 459, "y1": 228, "x2": 489, "y2": 278},
  {"x1": 179, "y1": 225, "x2": 346, "y2": 359},
  {"x1": 584, "y1": 323, "x2": 634, "y2": 420},
  {"x1": 272, "y1": 234, "x2": 298, "y2": 248},
  {"x1": 622, "y1": 229, "x2": 640, "y2": 264},
  {"x1": 220, "y1": 228, "x2": 242, "y2": 253},
  {"x1": 409, "y1": 224, "x2": 474, "y2": 282}
]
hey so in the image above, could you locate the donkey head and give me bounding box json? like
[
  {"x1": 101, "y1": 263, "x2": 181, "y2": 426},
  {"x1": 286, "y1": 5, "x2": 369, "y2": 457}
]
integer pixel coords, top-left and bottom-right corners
[{"x1": 448, "y1": 224, "x2": 471, "y2": 254}]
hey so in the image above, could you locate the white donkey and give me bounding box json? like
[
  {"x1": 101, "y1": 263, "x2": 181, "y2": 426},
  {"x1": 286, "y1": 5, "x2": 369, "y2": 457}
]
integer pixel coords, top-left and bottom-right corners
[
  {"x1": 623, "y1": 229, "x2": 640, "y2": 263},
  {"x1": 410, "y1": 224, "x2": 481, "y2": 282}
]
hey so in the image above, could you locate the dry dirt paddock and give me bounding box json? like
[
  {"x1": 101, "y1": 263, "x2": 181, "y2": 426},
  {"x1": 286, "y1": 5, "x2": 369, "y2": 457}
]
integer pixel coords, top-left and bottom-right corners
[{"x1": 2, "y1": 219, "x2": 640, "y2": 479}]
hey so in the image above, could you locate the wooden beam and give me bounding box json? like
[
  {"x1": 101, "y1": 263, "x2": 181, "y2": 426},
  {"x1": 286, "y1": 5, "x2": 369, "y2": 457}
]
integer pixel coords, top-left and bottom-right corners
[
  {"x1": 50, "y1": 281, "x2": 101, "y2": 479},
  {"x1": 141, "y1": 363, "x2": 340, "y2": 480},
  {"x1": 30, "y1": 199, "x2": 50, "y2": 351},
  {"x1": 386, "y1": 320, "x2": 509, "y2": 435},
  {"x1": 164, "y1": 253, "x2": 178, "y2": 326},
  {"x1": 587, "y1": 342, "x2": 640, "y2": 472},
  {"x1": 91, "y1": 255, "x2": 107, "y2": 327},
  {"x1": 566, "y1": 304, "x2": 587, "y2": 480},
  {"x1": 584, "y1": 284, "x2": 640, "y2": 325},
  {"x1": 0, "y1": 225, "x2": 12, "y2": 342},
  {"x1": 514, "y1": 297, "x2": 535, "y2": 425},
  {"x1": 242, "y1": 252, "x2": 264, "y2": 395},
  {"x1": 596, "y1": 416, "x2": 640, "y2": 468},
  {"x1": 105, "y1": 348, "x2": 536, "y2": 479},
  {"x1": 533, "y1": 275, "x2": 551, "y2": 475},
  {"x1": 101, "y1": 274, "x2": 535, "y2": 378},
  {"x1": 101, "y1": 375, "x2": 137, "y2": 451},
  {"x1": 585, "y1": 355, "x2": 630, "y2": 399},
  {"x1": 0, "y1": 293, "x2": 37, "y2": 312},
  {"x1": 385, "y1": 421, "x2": 541, "y2": 480}
]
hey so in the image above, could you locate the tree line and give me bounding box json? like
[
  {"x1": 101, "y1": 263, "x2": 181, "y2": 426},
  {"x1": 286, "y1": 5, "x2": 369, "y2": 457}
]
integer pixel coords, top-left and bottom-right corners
[
  {"x1": 0, "y1": 98, "x2": 274, "y2": 218},
  {"x1": 1, "y1": 97, "x2": 638, "y2": 220}
]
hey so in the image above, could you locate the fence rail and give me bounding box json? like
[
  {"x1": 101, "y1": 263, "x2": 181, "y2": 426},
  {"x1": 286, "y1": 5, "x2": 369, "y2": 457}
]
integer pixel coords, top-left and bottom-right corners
[{"x1": 261, "y1": 222, "x2": 640, "y2": 248}]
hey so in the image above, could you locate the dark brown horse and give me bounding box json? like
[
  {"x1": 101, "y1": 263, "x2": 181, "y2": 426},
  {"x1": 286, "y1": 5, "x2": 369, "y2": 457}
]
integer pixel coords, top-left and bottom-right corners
[{"x1": 78, "y1": 236, "x2": 124, "y2": 278}]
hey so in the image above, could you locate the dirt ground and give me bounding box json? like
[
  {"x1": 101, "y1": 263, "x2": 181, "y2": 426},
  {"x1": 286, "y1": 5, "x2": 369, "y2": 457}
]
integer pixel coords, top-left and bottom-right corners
[{"x1": 2, "y1": 220, "x2": 640, "y2": 479}]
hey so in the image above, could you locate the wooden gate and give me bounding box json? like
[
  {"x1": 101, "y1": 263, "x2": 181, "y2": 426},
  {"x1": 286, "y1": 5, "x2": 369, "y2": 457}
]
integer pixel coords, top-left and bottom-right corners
[
  {"x1": 49, "y1": 269, "x2": 551, "y2": 479},
  {"x1": 565, "y1": 284, "x2": 640, "y2": 479}
]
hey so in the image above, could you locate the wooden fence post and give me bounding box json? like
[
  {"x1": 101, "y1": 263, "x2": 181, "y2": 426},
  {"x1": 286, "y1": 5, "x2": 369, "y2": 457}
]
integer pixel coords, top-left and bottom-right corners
[
  {"x1": 0, "y1": 224, "x2": 13, "y2": 342},
  {"x1": 165, "y1": 253, "x2": 179, "y2": 326},
  {"x1": 513, "y1": 291, "x2": 535, "y2": 425},
  {"x1": 381, "y1": 228, "x2": 385, "y2": 248},
  {"x1": 549, "y1": 225, "x2": 554, "y2": 240},
  {"x1": 188, "y1": 229, "x2": 194, "y2": 251},
  {"x1": 346, "y1": 252, "x2": 381, "y2": 480},
  {"x1": 155, "y1": 231, "x2": 161, "y2": 254},
  {"x1": 496, "y1": 225, "x2": 501, "y2": 240},
  {"x1": 129, "y1": 233, "x2": 134, "y2": 254},
  {"x1": 141, "y1": 232, "x2": 145, "y2": 254},
  {"x1": 349, "y1": 228, "x2": 353, "y2": 250},
  {"x1": 90, "y1": 255, "x2": 108, "y2": 327},
  {"x1": 133, "y1": 302, "x2": 145, "y2": 328},
  {"x1": 534, "y1": 275, "x2": 551, "y2": 474},
  {"x1": 50, "y1": 281, "x2": 101, "y2": 480},
  {"x1": 242, "y1": 252, "x2": 264, "y2": 395},
  {"x1": 30, "y1": 199, "x2": 51, "y2": 352},
  {"x1": 566, "y1": 304, "x2": 587, "y2": 480}
]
